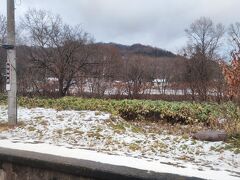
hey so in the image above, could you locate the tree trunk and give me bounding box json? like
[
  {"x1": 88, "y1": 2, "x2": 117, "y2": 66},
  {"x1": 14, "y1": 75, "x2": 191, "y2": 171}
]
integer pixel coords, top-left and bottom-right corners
[{"x1": 58, "y1": 78, "x2": 65, "y2": 97}]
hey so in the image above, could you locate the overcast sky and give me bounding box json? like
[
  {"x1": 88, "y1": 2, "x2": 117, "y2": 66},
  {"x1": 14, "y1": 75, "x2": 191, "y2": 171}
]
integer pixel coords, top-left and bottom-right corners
[{"x1": 1, "y1": 0, "x2": 240, "y2": 53}]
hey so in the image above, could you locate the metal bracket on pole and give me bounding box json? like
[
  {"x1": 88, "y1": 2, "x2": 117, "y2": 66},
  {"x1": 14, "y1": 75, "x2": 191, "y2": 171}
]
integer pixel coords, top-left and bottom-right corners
[{"x1": 2, "y1": 44, "x2": 15, "y2": 50}]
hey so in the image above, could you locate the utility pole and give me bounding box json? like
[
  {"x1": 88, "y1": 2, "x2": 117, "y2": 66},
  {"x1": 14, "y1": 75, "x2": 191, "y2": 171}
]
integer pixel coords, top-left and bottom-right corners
[{"x1": 7, "y1": 0, "x2": 17, "y2": 125}]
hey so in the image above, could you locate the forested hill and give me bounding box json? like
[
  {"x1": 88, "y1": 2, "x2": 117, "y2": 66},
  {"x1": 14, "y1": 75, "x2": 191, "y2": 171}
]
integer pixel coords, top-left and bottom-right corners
[{"x1": 97, "y1": 42, "x2": 176, "y2": 58}]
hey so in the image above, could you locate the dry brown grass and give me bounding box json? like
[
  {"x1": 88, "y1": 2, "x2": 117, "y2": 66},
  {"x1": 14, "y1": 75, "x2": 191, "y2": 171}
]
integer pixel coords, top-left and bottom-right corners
[
  {"x1": 0, "y1": 121, "x2": 25, "y2": 132},
  {"x1": 130, "y1": 120, "x2": 209, "y2": 137},
  {"x1": 0, "y1": 123, "x2": 11, "y2": 132}
]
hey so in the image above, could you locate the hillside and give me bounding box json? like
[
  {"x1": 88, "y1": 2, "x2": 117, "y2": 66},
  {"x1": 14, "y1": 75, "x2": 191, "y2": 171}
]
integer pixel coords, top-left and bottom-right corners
[{"x1": 97, "y1": 42, "x2": 176, "y2": 58}]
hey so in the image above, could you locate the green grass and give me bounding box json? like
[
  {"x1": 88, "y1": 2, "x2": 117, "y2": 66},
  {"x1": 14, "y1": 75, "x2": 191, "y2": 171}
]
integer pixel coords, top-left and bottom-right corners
[{"x1": 0, "y1": 94, "x2": 239, "y2": 136}]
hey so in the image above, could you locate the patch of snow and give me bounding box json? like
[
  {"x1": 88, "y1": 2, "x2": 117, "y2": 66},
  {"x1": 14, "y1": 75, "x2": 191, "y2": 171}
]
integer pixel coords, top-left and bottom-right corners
[{"x1": 0, "y1": 105, "x2": 239, "y2": 180}]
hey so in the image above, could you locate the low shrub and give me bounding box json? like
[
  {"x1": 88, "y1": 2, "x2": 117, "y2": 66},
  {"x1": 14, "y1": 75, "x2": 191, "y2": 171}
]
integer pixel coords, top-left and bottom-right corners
[{"x1": 0, "y1": 96, "x2": 239, "y2": 135}]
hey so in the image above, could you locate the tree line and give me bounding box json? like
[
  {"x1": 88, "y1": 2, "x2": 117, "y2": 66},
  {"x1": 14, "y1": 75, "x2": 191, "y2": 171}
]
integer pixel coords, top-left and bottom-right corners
[{"x1": 0, "y1": 9, "x2": 239, "y2": 103}]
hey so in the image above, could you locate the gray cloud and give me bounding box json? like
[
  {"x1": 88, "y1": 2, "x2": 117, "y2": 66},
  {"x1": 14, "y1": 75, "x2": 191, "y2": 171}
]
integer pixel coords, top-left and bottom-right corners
[{"x1": 1, "y1": 0, "x2": 240, "y2": 52}]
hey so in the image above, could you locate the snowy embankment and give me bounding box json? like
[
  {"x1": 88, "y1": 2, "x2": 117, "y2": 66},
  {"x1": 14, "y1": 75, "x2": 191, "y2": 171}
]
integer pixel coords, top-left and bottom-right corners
[{"x1": 0, "y1": 106, "x2": 239, "y2": 180}]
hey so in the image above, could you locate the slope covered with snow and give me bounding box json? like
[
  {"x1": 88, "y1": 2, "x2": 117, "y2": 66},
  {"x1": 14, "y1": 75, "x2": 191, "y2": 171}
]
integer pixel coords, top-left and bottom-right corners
[{"x1": 0, "y1": 106, "x2": 239, "y2": 179}]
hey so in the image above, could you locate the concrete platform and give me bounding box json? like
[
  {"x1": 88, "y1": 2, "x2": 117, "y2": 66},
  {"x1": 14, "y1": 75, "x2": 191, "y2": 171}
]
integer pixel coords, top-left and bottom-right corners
[{"x1": 0, "y1": 147, "x2": 204, "y2": 180}]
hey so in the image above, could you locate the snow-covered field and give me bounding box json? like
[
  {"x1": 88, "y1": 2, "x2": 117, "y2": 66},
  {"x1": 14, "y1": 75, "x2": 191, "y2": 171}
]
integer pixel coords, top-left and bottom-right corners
[{"x1": 0, "y1": 106, "x2": 239, "y2": 179}]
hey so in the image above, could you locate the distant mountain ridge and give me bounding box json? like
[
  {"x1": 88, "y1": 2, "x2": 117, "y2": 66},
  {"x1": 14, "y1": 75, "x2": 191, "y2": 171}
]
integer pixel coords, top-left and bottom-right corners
[{"x1": 97, "y1": 42, "x2": 176, "y2": 58}]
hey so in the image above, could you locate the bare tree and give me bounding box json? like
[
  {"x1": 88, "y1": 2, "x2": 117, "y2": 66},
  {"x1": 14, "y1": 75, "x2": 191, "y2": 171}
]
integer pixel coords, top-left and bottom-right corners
[
  {"x1": 229, "y1": 22, "x2": 240, "y2": 51},
  {"x1": 0, "y1": 15, "x2": 7, "y2": 44},
  {"x1": 85, "y1": 44, "x2": 122, "y2": 97},
  {"x1": 22, "y1": 9, "x2": 93, "y2": 97},
  {"x1": 123, "y1": 55, "x2": 154, "y2": 98},
  {"x1": 0, "y1": 15, "x2": 7, "y2": 92},
  {"x1": 184, "y1": 17, "x2": 224, "y2": 101},
  {"x1": 185, "y1": 17, "x2": 224, "y2": 58}
]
